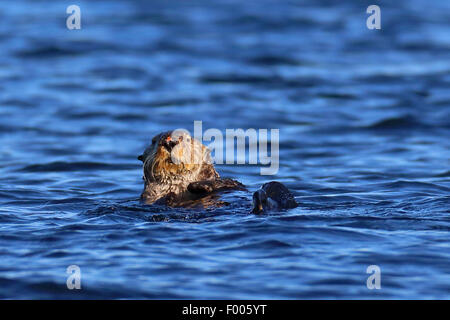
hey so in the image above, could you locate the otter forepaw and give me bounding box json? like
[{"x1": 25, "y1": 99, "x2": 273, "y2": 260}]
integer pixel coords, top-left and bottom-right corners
[
  {"x1": 187, "y1": 181, "x2": 215, "y2": 194},
  {"x1": 188, "y1": 179, "x2": 245, "y2": 195}
]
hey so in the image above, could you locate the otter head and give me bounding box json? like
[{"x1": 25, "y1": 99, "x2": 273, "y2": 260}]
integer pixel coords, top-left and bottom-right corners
[
  {"x1": 251, "y1": 189, "x2": 279, "y2": 214},
  {"x1": 251, "y1": 189, "x2": 267, "y2": 214},
  {"x1": 138, "y1": 130, "x2": 213, "y2": 186}
]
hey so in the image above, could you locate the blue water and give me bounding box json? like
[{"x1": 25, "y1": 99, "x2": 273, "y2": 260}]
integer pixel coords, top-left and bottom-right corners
[{"x1": 0, "y1": 0, "x2": 449, "y2": 299}]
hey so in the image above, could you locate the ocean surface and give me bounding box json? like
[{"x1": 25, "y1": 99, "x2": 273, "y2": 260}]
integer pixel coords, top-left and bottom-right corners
[{"x1": 0, "y1": 0, "x2": 449, "y2": 299}]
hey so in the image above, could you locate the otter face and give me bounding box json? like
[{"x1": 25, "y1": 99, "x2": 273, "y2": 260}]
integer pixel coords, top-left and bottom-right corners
[
  {"x1": 252, "y1": 189, "x2": 267, "y2": 214},
  {"x1": 251, "y1": 189, "x2": 282, "y2": 213},
  {"x1": 138, "y1": 130, "x2": 211, "y2": 185}
]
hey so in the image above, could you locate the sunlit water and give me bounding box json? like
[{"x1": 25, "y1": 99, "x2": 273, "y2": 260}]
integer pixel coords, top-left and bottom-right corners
[{"x1": 0, "y1": 0, "x2": 449, "y2": 299}]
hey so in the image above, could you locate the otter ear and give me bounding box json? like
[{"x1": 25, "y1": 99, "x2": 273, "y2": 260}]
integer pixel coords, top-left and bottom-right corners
[{"x1": 138, "y1": 155, "x2": 144, "y2": 162}]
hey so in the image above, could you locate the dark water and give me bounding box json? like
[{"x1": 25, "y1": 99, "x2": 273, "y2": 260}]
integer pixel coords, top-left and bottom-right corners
[{"x1": 0, "y1": 0, "x2": 449, "y2": 299}]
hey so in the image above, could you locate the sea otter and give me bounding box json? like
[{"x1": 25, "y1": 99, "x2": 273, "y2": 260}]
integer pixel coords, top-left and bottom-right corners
[{"x1": 138, "y1": 130, "x2": 297, "y2": 212}]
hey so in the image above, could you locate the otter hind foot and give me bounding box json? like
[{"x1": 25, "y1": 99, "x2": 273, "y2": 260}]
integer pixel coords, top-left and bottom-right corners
[{"x1": 252, "y1": 181, "x2": 298, "y2": 214}]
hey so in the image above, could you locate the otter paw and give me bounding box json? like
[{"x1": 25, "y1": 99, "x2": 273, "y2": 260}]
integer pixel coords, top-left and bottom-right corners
[{"x1": 188, "y1": 181, "x2": 215, "y2": 194}]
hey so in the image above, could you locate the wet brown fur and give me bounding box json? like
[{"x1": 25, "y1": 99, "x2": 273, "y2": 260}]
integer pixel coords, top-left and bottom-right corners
[{"x1": 139, "y1": 131, "x2": 243, "y2": 206}]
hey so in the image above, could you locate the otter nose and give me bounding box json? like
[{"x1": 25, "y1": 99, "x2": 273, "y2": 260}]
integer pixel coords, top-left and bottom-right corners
[{"x1": 163, "y1": 138, "x2": 177, "y2": 152}]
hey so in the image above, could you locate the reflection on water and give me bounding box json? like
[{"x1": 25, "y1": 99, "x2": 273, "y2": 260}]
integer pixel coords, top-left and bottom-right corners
[{"x1": 0, "y1": 0, "x2": 449, "y2": 299}]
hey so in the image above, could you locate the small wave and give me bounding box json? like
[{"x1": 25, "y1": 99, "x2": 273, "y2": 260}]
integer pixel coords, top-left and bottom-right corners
[
  {"x1": 89, "y1": 66, "x2": 148, "y2": 80},
  {"x1": 15, "y1": 46, "x2": 78, "y2": 58},
  {"x1": 247, "y1": 55, "x2": 300, "y2": 66},
  {"x1": 434, "y1": 170, "x2": 450, "y2": 178},
  {"x1": 364, "y1": 115, "x2": 425, "y2": 130},
  {"x1": 55, "y1": 110, "x2": 110, "y2": 120},
  {"x1": 199, "y1": 73, "x2": 278, "y2": 85},
  {"x1": 17, "y1": 161, "x2": 135, "y2": 172},
  {"x1": 220, "y1": 239, "x2": 293, "y2": 251},
  {"x1": 383, "y1": 180, "x2": 449, "y2": 193},
  {"x1": 128, "y1": 97, "x2": 202, "y2": 108},
  {"x1": 93, "y1": 87, "x2": 139, "y2": 94},
  {"x1": 316, "y1": 92, "x2": 358, "y2": 100},
  {"x1": 43, "y1": 82, "x2": 88, "y2": 91},
  {"x1": 15, "y1": 41, "x2": 119, "y2": 59},
  {"x1": 1, "y1": 99, "x2": 35, "y2": 108}
]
